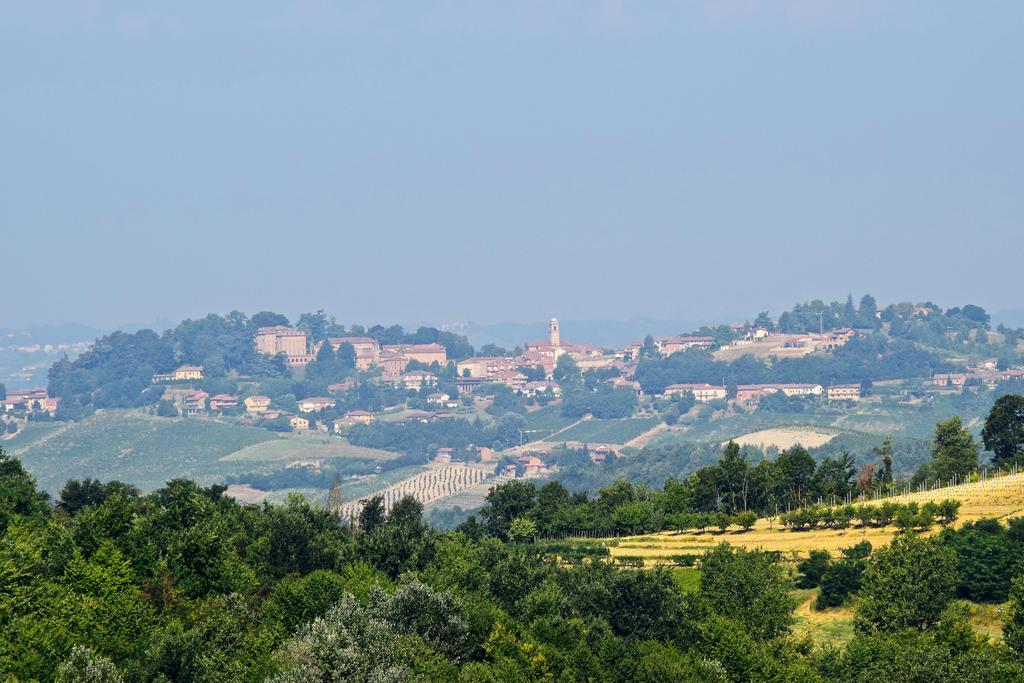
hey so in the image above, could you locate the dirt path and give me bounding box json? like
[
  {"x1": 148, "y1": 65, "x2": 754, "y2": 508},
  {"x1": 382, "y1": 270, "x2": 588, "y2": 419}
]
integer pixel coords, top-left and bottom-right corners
[{"x1": 624, "y1": 422, "x2": 667, "y2": 449}]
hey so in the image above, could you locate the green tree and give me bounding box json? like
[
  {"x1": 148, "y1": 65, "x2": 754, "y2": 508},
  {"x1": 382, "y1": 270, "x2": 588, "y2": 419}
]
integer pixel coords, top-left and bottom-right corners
[
  {"x1": 0, "y1": 449, "x2": 50, "y2": 530},
  {"x1": 796, "y1": 550, "x2": 830, "y2": 589},
  {"x1": 718, "y1": 441, "x2": 750, "y2": 512},
  {"x1": 1005, "y1": 576, "x2": 1024, "y2": 654},
  {"x1": 699, "y1": 543, "x2": 795, "y2": 640},
  {"x1": 776, "y1": 445, "x2": 816, "y2": 507},
  {"x1": 156, "y1": 399, "x2": 179, "y2": 417},
  {"x1": 872, "y1": 436, "x2": 895, "y2": 485},
  {"x1": 508, "y1": 517, "x2": 538, "y2": 544},
  {"x1": 982, "y1": 394, "x2": 1024, "y2": 467},
  {"x1": 55, "y1": 646, "x2": 124, "y2": 683},
  {"x1": 479, "y1": 480, "x2": 537, "y2": 539},
  {"x1": 553, "y1": 355, "x2": 581, "y2": 387},
  {"x1": 929, "y1": 417, "x2": 979, "y2": 481},
  {"x1": 855, "y1": 535, "x2": 959, "y2": 633},
  {"x1": 359, "y1": 495, "x2": 386, "y2": 534}
]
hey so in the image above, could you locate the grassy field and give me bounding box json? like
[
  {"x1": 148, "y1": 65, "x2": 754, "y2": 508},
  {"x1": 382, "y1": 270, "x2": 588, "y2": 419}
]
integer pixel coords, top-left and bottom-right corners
[
  {"x1": 521, "y1": 405, "x2": 578, "y2": 440},
  {"x1": 221, "y1": 432, "x2": 397, "y2": 464},
  {"x1": 13, "y1": 411, "x2": 277, "y2": 493},
  {"x1": 602, "y1": 470, "x2": 1024, "y2": 562},
  {"x1": 545, "y1": 417, "x2": 660, "y2": 445},
  {"x1": 730, "y1": 427, "x2": 838, "y2": 450}
]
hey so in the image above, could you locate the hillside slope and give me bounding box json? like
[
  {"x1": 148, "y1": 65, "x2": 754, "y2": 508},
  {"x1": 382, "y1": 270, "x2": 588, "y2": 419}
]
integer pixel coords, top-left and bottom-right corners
[{"x1": 608, "y1": 471, "x2": 1024, "y2": 561}]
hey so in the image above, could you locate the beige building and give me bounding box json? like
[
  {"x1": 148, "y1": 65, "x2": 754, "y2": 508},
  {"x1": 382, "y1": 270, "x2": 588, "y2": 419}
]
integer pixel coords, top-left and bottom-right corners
[
  {"x1": 329, "y1": 336, "x2": 381, "y2": 370},
  {"x1": 345, "y1": 410, "x2": 375, "y2": 425},
  {"x1": 254, "y1": 326, "x2": 311, "y2": 365},
  {"x1": 778, "y1": 383, "x2": 824, "y2": 397},
  {"x1": 174, "y1": 365, "x2": 205, "y2": 381},
  {"x1": 289, "y1": 415, "x2": 310, "y2": 430},
  {"x1": 664, "y1": 383, "x2": 727, "y2": 402},
  {"x1": 827, "y1": 384, "x2": 861, "y2": 401},
  {"x1": 244, "y1": 395, "x2": 272, "y2": 414},
  {"x1": 298, "y1": 396, "x2": 336, "y2": 413},
  {"x1": 382, "y1": 343, "x2": 448, "y2": 366}
]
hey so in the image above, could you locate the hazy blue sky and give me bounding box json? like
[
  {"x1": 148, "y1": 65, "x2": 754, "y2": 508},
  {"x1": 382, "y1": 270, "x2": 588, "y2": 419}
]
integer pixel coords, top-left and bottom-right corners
[{"x1": 3, "y1": 2, "x2": 1022, "y2": 330}]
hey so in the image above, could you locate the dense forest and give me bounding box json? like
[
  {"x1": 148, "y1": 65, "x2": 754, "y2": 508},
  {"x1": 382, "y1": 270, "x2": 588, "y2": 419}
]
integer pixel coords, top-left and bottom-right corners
[{"x1": 3, "y1": 442, "x2": 1024, "y2": 681}]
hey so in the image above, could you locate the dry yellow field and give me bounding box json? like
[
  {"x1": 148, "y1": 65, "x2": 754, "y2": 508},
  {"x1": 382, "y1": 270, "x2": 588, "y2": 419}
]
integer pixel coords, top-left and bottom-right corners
[
  {"x1": 608, "y1": 471, "x2": 1024, "y2": 561},
  {"x1": 729, "y1": 427, "x2": 837, "y2": 450}
]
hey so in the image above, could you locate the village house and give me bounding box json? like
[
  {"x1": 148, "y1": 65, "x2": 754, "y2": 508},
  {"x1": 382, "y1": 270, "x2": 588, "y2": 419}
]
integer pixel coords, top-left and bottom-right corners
[
  {"x1": 329, "y1": 337, "x2": 381, "y2": 370},
  {"x1": 289, "y1": 415, "x2": 310, "y2": 430},
  {"x1": 735, "y1": 385, "x2": 772, "y2": 404},
  {"x1": 821, "y1": 328, "x2": 856, "y2": 350},
  {"x1": 244, "y1": 395, "x2": 272, "y2": 414},
  {"x1": 208, "y1": 394, "x2": 239, "y2": 411},
  {"x1": 827, "y1": 384, "x2": 861, "y2": 401},
  {"x1": 501, "y1": 463, "x2": 518, "y2": 478},
  {"x1": 434, "y1": 447, "x2": 453, "y2": 463},
  {"x1": 456, "y1": 356, "x2": 517, "y2": 379},
  {"x1": 517, "y1": 454, "x2": 547, "y2": 477},
  {"x1": 254, "y1": 326, "x2": 314, "y2": 366},
  {"x1": 328, "y1": 380, "x2": 355, "y2": 394},
  {"x1": 426, "y1": 392, "x2": 450, "y2": 405},
  {"x1": 589, "y1": 446, "x2": 613, "y2": 463},
  {"x1": 656, "y1": 336, "x2": 716, "y2": 355},
  {"x1": 777, "y1": 383, "x2": 825, "y2": 397},
  {"x1": 174, "y1": 365, "x2": 204, "y2": 381},
  {"x1": 933, "y1": 373, "x2": 967, "y2": 387},
  {"x1": 152, "y1": 364, "x2": 205, "y2": 383},
  {"x1": 398, "y1": 371, "x2": 437, "y2": 391},
  {"x1": 182, "y1": 390, "x2": 208, "y2": 416},
  {"x1": 378, "y1": 350, "x2": 408, "y2": 379},
  {"x1": 472, "y1": 445, "x2": 496, "y2": 462},
  {"x1": 735, "y1": 383, "x2": 824, "y2": 403},
  {"x1": 1000, "y1": 369, "x2": 1024, "y2": 382},
  {"x1": 455, "y1": 376, "x2": 488, "y2": 394},
  {"x1": 298, "y1": 396, "x2": 336, "y2": 413},
  {"x1": 664, "y1": 383, "x2": 727, "y2": 402},
  {"x1": 521, "y1": 381, "x2": 561, "y2": 398},
  {"x1": 382, "y1": 342, "x2": 448, "y2": 366},
  {"x1": 345, "y1": 409, "x2": 375, "y2": 425},
  {"x1": 332, "y1": 417, "x2": 358, "y2": 433},
  {"x1": 608, "y1": 377, "x2": 642, "y2": 397},
  {"x1": 489, "y1": 370, "x2": 528, "y2": 390},
  {"x1": 2, "y1": 388, "x2": 58, "y2": 414}
]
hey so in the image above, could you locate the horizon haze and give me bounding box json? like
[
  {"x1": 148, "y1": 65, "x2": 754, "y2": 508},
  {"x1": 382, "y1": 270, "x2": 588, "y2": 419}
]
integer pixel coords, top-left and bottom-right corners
[{"x1": 3, "y1": 2, "x2": 1022, "y2": 329}]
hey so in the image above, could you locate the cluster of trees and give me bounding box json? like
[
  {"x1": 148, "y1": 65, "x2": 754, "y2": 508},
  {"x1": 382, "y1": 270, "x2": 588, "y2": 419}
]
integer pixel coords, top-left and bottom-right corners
[
  {"x1": 347, "y1": 413, "x2": 530, "y2": 458},
  {"x1": 775, "y1": 294, "x2": 882, "y2": 333},
  {"x1": 635, "y1": 334, "x2": 949, "y2": 395},
  {"x1": 552, "y1": 356, "x2": 637, "y2": 419},
  {"x1": 796, "y1": 542, "x2": 872, "y2": 609},
  {"x1": 4, "y1": 446, "x2": 1024, "y2": 680},
  {"x1": 224, "y1": 454, "x2": 420, "y2": 492},
  {"x1": 44, "y1": 311, "x2": 475, "y2": 419},
  {"x1": 779, "y1": 500, "x2": 961, "y2": 532}
]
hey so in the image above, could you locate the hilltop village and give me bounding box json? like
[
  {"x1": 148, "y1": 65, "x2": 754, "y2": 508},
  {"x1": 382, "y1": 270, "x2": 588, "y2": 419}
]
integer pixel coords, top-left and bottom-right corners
[{"x1": 8, "y1": 300, "x2": 1023, "y2": 489}]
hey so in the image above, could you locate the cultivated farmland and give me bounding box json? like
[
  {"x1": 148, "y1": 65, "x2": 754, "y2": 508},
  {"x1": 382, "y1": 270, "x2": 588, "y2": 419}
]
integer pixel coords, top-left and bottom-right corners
[
  {"x1": 545, "y1": 417, "x2": 660, "y2": 445},
  {"x1": 336, "y1": 462, "x2": 494, "y2": 520},
  {"x1": 13, "y1": 410, "x2": 275, "y2": 493},
  {"x1": 603, "y1": 470, "x2": 1024, "y2": 561},
  {"x1": 730, "y1": 427, "x2": 837, "y2": 451}
]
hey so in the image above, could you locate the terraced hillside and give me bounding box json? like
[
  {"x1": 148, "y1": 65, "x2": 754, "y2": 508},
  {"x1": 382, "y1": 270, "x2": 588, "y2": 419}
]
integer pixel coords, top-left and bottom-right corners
[{"x1": 336, "y1": 462, "x2": 495, "y2": 520}]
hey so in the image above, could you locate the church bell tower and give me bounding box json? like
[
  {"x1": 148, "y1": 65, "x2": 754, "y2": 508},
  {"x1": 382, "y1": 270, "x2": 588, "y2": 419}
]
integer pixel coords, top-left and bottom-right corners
[{"x1": 549, "y1": 318, "x2": 560, "y2": 347}]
